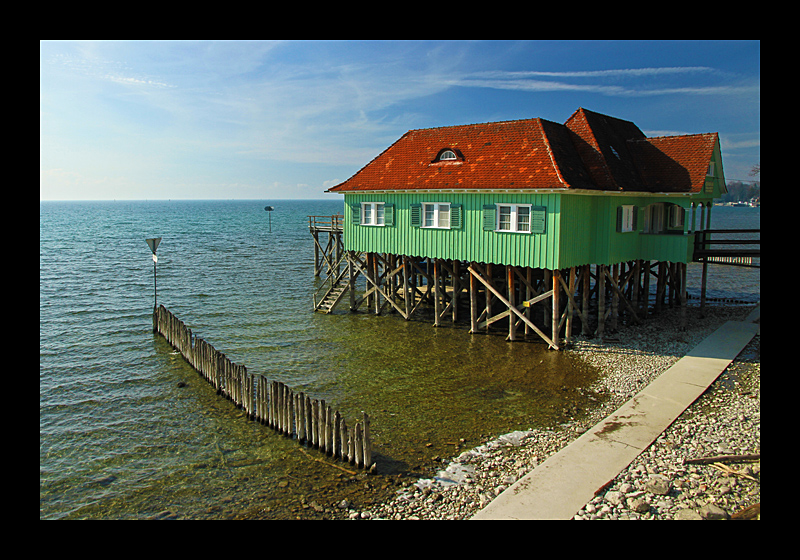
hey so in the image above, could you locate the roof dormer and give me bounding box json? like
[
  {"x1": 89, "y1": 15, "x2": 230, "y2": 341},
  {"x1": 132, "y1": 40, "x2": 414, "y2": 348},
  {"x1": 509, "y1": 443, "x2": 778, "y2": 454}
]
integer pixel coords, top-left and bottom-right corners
[{"x1": 432, "y1": 148, "x2": 463, "y2": 163}]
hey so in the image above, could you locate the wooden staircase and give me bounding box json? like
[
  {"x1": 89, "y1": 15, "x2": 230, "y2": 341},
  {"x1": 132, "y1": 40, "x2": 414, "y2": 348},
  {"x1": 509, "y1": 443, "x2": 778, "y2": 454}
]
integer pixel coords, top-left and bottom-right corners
[{"x1": 313, "y1": 265, "x2": 350, "y2": 314}]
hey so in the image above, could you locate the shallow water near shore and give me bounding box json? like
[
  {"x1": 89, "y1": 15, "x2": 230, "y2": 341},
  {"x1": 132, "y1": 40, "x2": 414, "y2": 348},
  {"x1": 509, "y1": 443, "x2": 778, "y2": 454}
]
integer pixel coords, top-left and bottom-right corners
[{"x1": 40, "y1": 200, "x2": 758, "y2": 519}]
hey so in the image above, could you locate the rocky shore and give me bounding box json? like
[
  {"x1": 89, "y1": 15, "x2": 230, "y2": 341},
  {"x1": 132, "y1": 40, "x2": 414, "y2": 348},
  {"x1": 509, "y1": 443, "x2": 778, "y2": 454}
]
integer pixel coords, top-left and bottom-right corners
[{"x1": 346, "y1": 304, "x2": 760, "y2": 520}]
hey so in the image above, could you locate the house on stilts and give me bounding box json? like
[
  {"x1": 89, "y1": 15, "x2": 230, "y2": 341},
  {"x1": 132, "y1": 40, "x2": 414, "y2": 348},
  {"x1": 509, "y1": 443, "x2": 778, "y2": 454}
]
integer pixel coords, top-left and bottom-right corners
[{"x1": 314, "y1": 108, "x2": 727, "y2": 349}]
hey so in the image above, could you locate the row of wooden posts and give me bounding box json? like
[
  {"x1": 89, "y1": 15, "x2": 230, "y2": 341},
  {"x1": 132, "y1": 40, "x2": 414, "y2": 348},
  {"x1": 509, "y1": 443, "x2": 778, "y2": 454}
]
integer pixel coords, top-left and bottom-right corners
[
  {"x1": 153, "y1": 304, "x2": 373, "y2": 470},
  {"x1": 315, "y1": 248, "x2": 693, "y2": 349}
]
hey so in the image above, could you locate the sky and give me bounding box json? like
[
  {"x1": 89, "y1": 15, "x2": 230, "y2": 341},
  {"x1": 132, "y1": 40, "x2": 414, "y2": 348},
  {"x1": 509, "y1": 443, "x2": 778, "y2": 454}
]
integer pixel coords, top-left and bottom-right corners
[{"x1": 40, "y1": 40, "x2": 760, "y2": 201}]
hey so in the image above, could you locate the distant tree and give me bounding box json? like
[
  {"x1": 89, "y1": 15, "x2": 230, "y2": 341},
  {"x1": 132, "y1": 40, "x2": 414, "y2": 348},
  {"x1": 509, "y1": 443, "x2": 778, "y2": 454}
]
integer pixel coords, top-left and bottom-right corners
[
  {"x1": 722, "y1": 179, "x2": 760, "y2": 203},
  {"x1": 749, "y1": 163, "x2": 760, "y2": 202}
]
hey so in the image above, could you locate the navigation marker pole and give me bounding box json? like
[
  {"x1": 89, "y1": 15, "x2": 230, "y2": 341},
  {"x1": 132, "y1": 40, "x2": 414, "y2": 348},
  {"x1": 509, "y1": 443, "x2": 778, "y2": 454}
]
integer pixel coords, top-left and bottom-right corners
[
  {"x1": 265, "y1": 206, "x2": 274, "y2": 232},
  {"x1": 146, "y1": 237, "x2": 162, "y2": 332}
]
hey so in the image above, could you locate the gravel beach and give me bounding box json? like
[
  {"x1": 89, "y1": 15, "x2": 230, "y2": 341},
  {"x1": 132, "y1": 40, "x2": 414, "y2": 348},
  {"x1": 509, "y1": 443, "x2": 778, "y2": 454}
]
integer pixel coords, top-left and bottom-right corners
[{"x1": 347, "y1": 304, "x2": 760, "y2": 520}]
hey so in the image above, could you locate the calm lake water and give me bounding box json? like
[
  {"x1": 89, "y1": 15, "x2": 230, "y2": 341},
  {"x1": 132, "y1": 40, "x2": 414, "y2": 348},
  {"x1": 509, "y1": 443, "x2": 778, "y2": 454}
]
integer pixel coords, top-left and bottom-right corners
[{"x1": 40, "y1": 200, "x2": 758, "y2": 519}]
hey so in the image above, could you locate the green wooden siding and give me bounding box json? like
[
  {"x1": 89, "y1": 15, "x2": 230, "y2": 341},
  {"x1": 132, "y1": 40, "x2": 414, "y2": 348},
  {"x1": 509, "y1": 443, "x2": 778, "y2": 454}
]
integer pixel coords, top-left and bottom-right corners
[
  {"x1": 701, "y1": 142, "x2": 726, "y2": 200},
  {"x1": 344, "y1": 192, "x2": 561, "y2": 269},
  {"x1": 342, "y1": 191, "x2": 696, "y2": 269},
  {"x1": 557, "y1": 193, "x2": 693, "y2": 266}
]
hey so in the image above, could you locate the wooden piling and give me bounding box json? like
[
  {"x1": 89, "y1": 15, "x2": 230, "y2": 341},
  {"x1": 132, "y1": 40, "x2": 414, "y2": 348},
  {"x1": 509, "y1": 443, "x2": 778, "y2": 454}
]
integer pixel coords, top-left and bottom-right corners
[{"x1": 153, "y1": 305, "x2": 374, "y2": 470}]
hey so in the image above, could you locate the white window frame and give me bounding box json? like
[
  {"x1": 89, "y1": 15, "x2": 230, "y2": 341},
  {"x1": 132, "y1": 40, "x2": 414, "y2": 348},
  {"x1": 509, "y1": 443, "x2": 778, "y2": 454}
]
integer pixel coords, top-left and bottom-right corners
[
  {"x1": 643, "y1": 203, "x2": 665, "y2": 233},
  {"x1": 620, "y1": 205, "x2": 636, "y2": 233},
  {"x1": 421, "y1": 202, "x2": 451, "y2": 229},
  {"x1": 496, "y1": 203, "x2": 532, "y2": 233},
  {"x1": 669, "y1": 204, "x2": 685, "y2": 229},
  {"x1": 361, "y1": 202, "x2": 385, "y2": 226},
  {"x1": 439, "y1": 150, "x2": 457, "y2": 161}
]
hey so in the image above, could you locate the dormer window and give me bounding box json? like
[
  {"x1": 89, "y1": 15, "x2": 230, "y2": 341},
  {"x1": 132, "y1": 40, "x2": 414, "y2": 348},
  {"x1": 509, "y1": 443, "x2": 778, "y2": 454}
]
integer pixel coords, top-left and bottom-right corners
[{"x1": 439, "y1": 149, "x2": 457, "y2": 161}]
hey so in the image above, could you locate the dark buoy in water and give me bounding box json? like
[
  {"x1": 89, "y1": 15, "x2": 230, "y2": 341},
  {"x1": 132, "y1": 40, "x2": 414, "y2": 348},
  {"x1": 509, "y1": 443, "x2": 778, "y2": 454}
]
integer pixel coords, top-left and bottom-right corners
[{"x1": 264, "y1": 206, "x2": 274, "y2": 232}]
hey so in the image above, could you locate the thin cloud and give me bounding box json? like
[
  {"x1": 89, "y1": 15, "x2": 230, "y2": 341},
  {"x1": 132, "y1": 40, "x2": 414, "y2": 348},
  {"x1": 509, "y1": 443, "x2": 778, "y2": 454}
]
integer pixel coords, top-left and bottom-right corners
[
  {"x1": 470, "y1": 67, "x2": 715, "y2": 79},
  {"x1": 45, "y1": 52, "x2": 177, "y2": 89},
  {"x1": 452, "y1": 67, "x2": 756, "y2": 97},
  {"x1": 106, "y1": 75, "x2": 175, "y2": 88}
]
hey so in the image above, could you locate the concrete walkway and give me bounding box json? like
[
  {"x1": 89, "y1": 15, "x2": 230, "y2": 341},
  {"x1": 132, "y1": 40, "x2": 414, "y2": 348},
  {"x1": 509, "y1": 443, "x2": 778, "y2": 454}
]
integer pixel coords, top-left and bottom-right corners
[{"x1": 472, "y1": 306, "x2": 760, "y2": 520}]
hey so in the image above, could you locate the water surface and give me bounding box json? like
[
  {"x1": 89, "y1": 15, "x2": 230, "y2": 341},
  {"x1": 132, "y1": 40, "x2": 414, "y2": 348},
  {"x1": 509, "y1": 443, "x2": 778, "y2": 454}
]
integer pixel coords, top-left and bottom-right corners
[{"x1": 39, "y1": 200, "x2": 759, "y2": 519}]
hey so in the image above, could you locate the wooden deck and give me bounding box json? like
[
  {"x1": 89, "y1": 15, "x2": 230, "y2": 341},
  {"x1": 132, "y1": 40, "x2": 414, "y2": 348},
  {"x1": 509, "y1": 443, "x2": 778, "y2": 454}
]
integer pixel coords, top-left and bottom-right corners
[
  {"x1": 309, "y1": 214, "x2": 343, "y2": 233},
  {"x1": 693, "y1": 229, "x2": 760, "y2": 268},
  {"x1": 309, "y1": 215, "x2": 344, "y2": 277},
  {"x1": 692, "y1": 228, "x2": 760, "y2": 310}
]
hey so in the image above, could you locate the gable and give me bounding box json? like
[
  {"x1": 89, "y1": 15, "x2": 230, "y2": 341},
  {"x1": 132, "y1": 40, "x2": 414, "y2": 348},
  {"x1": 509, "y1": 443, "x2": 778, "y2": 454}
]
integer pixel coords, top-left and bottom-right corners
[
  {"x1": 629, "y1": 133, "x2": 720, "y2": 193},
  {"x1": 564, "y1": 107, "x2": 647, "y2": 191}
]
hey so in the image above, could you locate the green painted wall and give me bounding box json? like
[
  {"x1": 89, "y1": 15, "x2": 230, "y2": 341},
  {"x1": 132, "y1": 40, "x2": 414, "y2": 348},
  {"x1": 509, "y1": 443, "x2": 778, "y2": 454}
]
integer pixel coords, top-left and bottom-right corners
[
  {"x1": 701, "y1": 142, "x2": 726, "y2": 200},
  {"x1": 341, "y1": 191, "x2": 696, "y2": 269},
  {"x1": 344, "y1": 192, "x2": 560, "y2": 269},
  {"x1": 556, "y1": 193, "x2": 692, "y2": 267}
]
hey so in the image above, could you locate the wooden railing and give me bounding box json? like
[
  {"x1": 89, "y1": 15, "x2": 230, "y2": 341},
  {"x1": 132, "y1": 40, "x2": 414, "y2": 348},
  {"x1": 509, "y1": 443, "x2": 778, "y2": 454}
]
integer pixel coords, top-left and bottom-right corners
[
  {"x1": 308, "y1": 214, "x2": 343, "y2": 232},
  {"x1": 693, "y1": 229, "x2": 760, "y2": 267}
]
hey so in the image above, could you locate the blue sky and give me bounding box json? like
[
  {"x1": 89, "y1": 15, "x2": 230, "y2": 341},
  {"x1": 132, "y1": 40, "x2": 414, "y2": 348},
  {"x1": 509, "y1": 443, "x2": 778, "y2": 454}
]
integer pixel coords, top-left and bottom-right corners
[{"x1": 40, "y1": 40, "x2": 760, "y2": 200}]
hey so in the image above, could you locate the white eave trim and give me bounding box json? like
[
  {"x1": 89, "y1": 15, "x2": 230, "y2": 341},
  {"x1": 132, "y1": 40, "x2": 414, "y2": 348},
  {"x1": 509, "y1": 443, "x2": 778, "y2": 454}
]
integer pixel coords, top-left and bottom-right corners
[{"x1": 332, "y1": 188, "x2": 695, "y2": 197}]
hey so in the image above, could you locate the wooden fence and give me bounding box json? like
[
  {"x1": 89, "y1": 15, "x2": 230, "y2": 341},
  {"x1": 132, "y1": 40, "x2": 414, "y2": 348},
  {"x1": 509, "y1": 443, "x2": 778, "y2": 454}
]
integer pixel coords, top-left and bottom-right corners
[{"x1": 153, "y1": 305, "x2": 373, "y2": 470}]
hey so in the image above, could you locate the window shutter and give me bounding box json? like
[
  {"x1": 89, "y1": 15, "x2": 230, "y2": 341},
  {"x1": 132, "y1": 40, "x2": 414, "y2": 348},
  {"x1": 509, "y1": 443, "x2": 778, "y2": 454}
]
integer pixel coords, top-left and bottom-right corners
[
  {"x1": 351, "y1": 203, "x2": 361, "y2": 226},
  {"x1": 384, "y1": 203, "x2": 394, "y2": 227},
  {"x1": 531, "y1": 206, "x2": 546, "y2": 234},
  {"x1": 482, "y1": 204, "x2": 496, "y2": 231},
  {"x1": 410, "y1": 203, "x2": 421, "y2": 227},
  {"x1": 450, "y1": 204, "x2": 462, "y2": 229}
]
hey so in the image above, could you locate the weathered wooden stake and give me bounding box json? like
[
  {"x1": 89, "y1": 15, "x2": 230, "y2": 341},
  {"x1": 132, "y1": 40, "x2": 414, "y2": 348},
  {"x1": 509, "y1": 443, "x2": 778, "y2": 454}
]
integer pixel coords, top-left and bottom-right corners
[{"x1": 153, "y1": 306, "x2": 378, "y2": 470}]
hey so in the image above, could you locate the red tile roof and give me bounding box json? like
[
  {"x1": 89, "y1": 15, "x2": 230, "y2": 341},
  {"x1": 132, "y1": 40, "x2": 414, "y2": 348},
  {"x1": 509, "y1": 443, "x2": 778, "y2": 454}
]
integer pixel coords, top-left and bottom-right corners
[
  {"x1": 629, "y1": 133, "x2": 719, "y2": 193},
  {"x1": 565, "y1": 108, "x2": 646, "y2": 191},
  {"x1": 327, "y1": 108, "x2": 719, "y2": 194}
]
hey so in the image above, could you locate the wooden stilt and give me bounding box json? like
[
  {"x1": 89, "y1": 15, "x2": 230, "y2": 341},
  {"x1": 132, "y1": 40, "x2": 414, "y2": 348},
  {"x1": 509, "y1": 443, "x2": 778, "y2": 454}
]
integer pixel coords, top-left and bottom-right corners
[
  {"x1": 404, "y1": 256, "x2": 412, "y2": 319},
  {"x1": 373, "y1": 253, "x2": 381, "y2": 315},
  {"x1": 485, "y1": 263, "x2": 493, "y2": 333},
  {"x1": 507, "y1": 265, "x2": 517, "y2": 341},
  {"x1": 582, "y1": 264, "x2": 591, "y2": 336},
  {"x1": 469, "y1": 261, "x2": 478, "y2": 333},
  {"x1": 700, "y1": 258, "x2": 709, "y2": 315},
  {"x1": 544, "y1": 269, "x2": 551, "y2": 330},
  {"x1": 565, "y1": 267, "x2": 576, "y2": 343},
  {"x1": 434, "y1": 259, "x2": 442, "y2": 327},
  {"x1": 452, "y1": 260, "x2": 460, "y2": 323},
  {"x1": 551, "y1": 269, "x2": 560, "y2": 348},
  {"x1": 642, "y1": 260, "x2": 651, "y2": 317},
  {"x1": 610, "y1": 263, "x2": 619, "y2": 331},
  {"x1": 348, "y1": 251, "x2": 356, "y2": 311},
  {"x1": 632, "y1": 260, "x2": 641, "y2": 319},
  {"x1": 597, "y1": 264, "x2": 606, "y2": 339},
  {"x1": 680, "y1": 262, "x2": 688, "y2": 331},
  {"x1": 525, "y1": 267, "x2": 533, "y2": 337},
  {"x1": 313, "y1": 230, "x2": 321, "y2": 276},
  {"x1": 656, "y1": 261, "x2": 666, "y2": 312},
  {"x1": 467, "y1": 264, "x2": 557, "y2": 349}
]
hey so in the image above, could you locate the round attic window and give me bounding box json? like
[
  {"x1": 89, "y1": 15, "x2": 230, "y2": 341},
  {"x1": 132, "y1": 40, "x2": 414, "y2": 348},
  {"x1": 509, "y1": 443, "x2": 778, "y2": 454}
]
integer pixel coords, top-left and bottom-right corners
[{"x1": 439, "y1": 149, "x2": 457, "y2": 161}]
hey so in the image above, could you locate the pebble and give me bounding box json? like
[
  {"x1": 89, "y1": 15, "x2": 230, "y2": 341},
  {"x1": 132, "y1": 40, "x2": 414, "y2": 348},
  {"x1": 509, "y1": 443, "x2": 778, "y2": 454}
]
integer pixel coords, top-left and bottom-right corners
[
  {"x1": 644, "y1": 475, "x2": 671, "y2": 496},
  {"x1": 345, "y1": 306, "x2": 760, "y2": 521}
]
